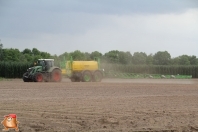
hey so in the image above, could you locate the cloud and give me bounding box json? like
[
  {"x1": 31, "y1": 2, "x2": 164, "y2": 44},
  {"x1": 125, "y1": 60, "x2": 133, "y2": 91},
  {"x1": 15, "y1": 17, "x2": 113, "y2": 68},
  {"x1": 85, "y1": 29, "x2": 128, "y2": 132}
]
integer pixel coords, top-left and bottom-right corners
[
  {"x1": 0, "y1": 0, "x2": 198, "y2": 57},
  {"x1": 1, "y1": 0, "x2": 198, "y2": 36}
]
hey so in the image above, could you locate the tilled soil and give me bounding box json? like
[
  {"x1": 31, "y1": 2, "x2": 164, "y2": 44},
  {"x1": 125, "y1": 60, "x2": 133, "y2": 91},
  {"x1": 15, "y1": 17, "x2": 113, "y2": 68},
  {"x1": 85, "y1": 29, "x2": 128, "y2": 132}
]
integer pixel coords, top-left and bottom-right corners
[{"x1": 0, "y1": 78, "x2": 198, "y2": 132}]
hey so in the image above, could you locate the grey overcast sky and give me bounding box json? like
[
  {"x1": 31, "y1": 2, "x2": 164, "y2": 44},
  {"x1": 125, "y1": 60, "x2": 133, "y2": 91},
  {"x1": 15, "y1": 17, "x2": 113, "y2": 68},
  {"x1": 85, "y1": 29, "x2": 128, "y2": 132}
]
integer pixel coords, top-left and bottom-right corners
[{"x1": 0, "y1": 0, "x2": 198, "y2": 57}]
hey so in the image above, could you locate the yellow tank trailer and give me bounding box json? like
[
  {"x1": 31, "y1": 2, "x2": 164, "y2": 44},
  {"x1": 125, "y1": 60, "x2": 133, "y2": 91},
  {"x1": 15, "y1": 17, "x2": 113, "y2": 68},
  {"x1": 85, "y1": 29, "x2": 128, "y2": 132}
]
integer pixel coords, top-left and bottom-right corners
[
  {"x1": 61, "y1": 69, "x2": 66, "y2": 75},
  {"x1": 61, "y1": 57, "x2": 104, "y2": 82}
]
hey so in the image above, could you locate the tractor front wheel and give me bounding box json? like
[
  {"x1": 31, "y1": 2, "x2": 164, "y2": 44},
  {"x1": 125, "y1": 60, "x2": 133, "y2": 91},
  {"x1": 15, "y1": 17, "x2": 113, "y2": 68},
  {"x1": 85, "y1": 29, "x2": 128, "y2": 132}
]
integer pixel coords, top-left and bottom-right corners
[
  {"x1": 34, "y1": 73, "x2": 44, "y2": 82},
  {"x1": 23, "y1": 72, "x2": 29, "y2": 82},
  {"x1": 51, "y1": 69, "x2": 62, "y2": 82}
]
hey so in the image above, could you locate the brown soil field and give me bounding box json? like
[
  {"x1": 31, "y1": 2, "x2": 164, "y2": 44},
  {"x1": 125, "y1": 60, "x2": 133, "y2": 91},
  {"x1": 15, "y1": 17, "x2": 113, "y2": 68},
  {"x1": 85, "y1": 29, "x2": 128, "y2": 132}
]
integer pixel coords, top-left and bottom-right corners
[{"x1": 0, "y1": 78, "x2": 198, "y2": 132}]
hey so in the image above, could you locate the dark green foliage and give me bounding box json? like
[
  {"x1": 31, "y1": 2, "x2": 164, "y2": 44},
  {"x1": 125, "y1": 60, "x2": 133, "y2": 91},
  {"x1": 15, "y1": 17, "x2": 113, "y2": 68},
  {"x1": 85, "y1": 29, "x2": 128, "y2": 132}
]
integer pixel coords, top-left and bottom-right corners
[
  {"x1": 104, "y1": 50, "x2": 120, "y2": 63},
  {"x1": 90, "y1": 51, "x2": 102, "y2": 60},
  {"x1": 0, "y1": 45, "x2": 197, "y2": 78},
  {"x1": 22, "y1": 48, "x2": 32, "y2": 55},
  {"x1": 70, "y1": 50, "x2": 86, "y2": 60},
  {"x1": 2, "y1": 48, "x2": 21, "y2": 62},
  {"x1": 153, "y1": 51, "x2": 171, "y2": 65},
  {"x1": 1, "y1": 47, "x2": 51, "y2": 62},
  {"x1": 118, "y1": 51, "x2": 132, "y2": 64},
  {"x1": 32, "y1": 48, "x2": 40, "y2": 56},
  {"x1": 0, "y1": 62, "x2": 32, "y2": 78},
  {"x1": 0, "y1": 43, "x2": 3, "y2": 60},
  {"x1": 104, "y1": 50, "x2": 132, "y2": 64},
  {"x1": 132, "y1": 52, "x2": 147, "y2": 65}
]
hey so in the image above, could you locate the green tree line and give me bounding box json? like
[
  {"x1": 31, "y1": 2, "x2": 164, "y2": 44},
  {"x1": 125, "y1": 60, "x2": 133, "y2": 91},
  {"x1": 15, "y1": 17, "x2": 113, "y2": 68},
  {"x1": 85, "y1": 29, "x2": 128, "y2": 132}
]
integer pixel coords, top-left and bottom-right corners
[
  {"x1": 0, "y1": 44, "x2": 198, "y2": 78},
  {"x1": 0, "y1": 44, "x2": 198, "y2": 66}
]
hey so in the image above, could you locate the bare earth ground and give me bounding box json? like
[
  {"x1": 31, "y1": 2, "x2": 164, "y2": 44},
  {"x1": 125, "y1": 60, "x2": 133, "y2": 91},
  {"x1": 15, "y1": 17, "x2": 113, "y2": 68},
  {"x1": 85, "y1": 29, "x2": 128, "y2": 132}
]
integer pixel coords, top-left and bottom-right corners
[{"x1": 0, "y1": 78, "x2": 198, "y2": 132}]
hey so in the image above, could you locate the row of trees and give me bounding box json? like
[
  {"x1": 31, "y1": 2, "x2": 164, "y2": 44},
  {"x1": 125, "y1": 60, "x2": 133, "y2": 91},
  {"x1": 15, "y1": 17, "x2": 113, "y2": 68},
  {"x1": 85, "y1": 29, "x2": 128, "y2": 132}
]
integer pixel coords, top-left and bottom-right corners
[
  {"x1": 0, "y1": 45, "x2": 50, "y2": 62},
  {"x1": 56, "y1": 50, "x2": 198, "y2": 66},
  {"x1": 0, "y1": 44, "x2": 198, "y2": 66},
  {"x1": 0, "y1": 44, "x2": 198, "y2": 78}
]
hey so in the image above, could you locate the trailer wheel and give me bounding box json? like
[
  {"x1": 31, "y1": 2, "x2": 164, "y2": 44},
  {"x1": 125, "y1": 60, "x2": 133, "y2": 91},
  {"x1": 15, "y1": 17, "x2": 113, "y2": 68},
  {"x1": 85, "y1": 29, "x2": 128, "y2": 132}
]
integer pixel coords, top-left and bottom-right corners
[
  {"x1": 71, "y1": 78, "x2": 76, "y2": 82},
  {"x1": 93, "y1": 70, "x2": 103, "y2": 82},
  {"x1": 82, "y1": 70, "x2": 92, "y2": 82},
  {"x1": 76, "y1": 78, "x2": 81, "y2": 82},
  {"x1": 71, "y1": 77, "x2": 80, "y2": 82},
  {"x1": 34, "y1": 73, "x2": 44, "y2": 82},
  {"x1": 51, "y1": 69, "x2": 62, "y2": 82}
]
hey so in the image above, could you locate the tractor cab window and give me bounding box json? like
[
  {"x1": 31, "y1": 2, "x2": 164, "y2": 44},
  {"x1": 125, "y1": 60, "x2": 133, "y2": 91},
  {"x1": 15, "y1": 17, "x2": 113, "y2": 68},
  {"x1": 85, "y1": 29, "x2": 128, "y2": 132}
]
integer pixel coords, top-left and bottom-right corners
[
  {"x1": 44, "y1": 60, "x2": 54, "y2": 71},
  {"x1": 45, "y1": 61, "x2": 54, "y2": 67},
  {"x1": 37, "y1": 60, "x2": 44, "y2": 66}
]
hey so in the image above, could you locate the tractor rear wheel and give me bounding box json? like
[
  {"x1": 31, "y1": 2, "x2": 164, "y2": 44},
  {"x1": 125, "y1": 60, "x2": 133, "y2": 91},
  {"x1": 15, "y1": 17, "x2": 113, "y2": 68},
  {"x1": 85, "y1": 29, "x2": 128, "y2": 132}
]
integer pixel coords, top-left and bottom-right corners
[
  {"x1": 93, "y1": 70, "x2": 103, "y2": 82},
  {"x1": 82, "y1": 70, "x2": 92, "y2": 82},
  {"x1": 34, "y1": 73, "x2": 44, "y2": 82},
  {"x1": 51, "y1": 69, "x2": 62, "y2": 82}
]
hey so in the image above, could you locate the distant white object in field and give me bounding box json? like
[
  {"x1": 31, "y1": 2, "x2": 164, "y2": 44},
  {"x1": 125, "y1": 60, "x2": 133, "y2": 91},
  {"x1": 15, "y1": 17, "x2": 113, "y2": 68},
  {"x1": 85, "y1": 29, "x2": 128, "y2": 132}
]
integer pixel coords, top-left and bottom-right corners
[
  {"x1": 149, "y1": 75, "x2": 153, "y2": 78},
  {"x1": 171, "y1": 75, "x2": 175, "y2": 79},
  {"x1": 161, "y1": 75, "x2": 166, "y2": 78}
]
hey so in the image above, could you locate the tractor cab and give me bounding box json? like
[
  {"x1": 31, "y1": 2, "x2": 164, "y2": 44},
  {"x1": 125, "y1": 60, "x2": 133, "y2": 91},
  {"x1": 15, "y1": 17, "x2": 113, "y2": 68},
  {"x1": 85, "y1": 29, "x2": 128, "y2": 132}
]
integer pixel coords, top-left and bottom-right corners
[{"x1": 37, "y1": 59, "x2": 54, "y2": 71}]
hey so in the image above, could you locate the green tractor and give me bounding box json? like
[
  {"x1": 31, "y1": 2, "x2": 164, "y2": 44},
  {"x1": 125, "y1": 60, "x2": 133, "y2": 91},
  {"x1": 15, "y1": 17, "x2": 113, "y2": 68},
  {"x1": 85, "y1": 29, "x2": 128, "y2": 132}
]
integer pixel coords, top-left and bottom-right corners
[{"x1": 23, "y1": 59, "x2": 62, "y2": 82}]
